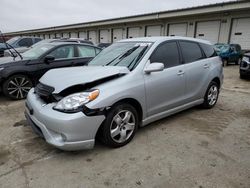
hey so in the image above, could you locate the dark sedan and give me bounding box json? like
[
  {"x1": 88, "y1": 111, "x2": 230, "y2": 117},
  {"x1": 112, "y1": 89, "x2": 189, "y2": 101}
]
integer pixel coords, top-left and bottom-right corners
[{"x1": 0, "y1": 42, "x2": 101, "y2": 99}]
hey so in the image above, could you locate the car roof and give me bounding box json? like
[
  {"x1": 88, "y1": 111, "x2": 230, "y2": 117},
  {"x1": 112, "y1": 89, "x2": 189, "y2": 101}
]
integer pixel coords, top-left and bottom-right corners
[
  {"x1": 44, "y1": 42, "x2": 100, "y2": 48},
  {"x1": 119, "y1": 36, "x2": 212, "y2": 45}
]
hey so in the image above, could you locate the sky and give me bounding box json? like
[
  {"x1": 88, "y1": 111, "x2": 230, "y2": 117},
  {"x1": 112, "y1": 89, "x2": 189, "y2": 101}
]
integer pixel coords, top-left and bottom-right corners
[{"x1": 0, "y1": 0, "x2": 236, "y2": 33}]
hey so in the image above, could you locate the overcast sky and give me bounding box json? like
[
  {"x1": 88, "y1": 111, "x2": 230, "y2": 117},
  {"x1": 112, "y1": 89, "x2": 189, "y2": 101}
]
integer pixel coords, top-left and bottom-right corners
[{"x1": 1, "y1": 0, "x2": 236, "y2": 33}]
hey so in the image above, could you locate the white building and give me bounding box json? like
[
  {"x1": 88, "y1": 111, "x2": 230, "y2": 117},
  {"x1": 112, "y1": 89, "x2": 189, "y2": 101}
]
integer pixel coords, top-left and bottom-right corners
[{"x1": 5, "y1": 1, "x2": 250, "y2": 49}]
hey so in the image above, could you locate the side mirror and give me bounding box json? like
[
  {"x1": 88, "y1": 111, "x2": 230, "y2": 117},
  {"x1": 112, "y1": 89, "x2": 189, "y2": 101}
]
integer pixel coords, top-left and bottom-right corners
[
  {"x1": 44, "y1": 55, "x2": 55, "y2": 64},
  {"x1": 144, "y1": 62, "x2": 164, "y2": 74}
]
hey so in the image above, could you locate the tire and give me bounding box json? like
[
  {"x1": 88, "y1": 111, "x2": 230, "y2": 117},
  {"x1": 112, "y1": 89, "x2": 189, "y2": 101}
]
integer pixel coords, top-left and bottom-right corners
[
  {"x1": 223, "y1": 59, "x2": 228, "y2": 67},
  {"x1": 236, "y1": 58, "x2": 242, "y2": 65},
  {"x1": 100, "y1": 103, "x2": 139, "y2": 148},
  {"x1": 202, "y1": 81, "x2": 219, "y2": 109},
  {"x1": 2, "y1": 74, "x2": 33, "y2": 100},
  {"x1": 240, "y1": 74, "x2": 246, "y2": 79}
]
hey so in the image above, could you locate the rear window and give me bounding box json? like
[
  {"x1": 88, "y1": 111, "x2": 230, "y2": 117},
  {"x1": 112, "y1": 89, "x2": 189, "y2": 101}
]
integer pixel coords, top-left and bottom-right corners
[
  {"x1": 200, "y1": 43, "x2": 217, "y2": 58},
  {"x1": 179, "y1": 41, "x2": 203, "y2": 63}
]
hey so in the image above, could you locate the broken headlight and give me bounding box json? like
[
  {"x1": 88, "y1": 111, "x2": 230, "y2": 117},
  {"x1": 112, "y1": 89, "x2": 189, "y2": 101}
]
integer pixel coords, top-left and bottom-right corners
[{"x1": 53, "y1": 89, "x2": 99, "y2": 112}]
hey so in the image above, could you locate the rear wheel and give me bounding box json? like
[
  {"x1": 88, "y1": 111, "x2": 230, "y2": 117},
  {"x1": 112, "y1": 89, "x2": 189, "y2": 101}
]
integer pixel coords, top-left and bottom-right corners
[
  {"x1": 236, "y1": 57, "x2": 242, "y2": 65},
  {"x1": 100, "y1": 103, "x2": 138, "y2": 148},
  {"x1": 223, "y1": 59, "x2": 228, "y2": 67},
  {"x1": 3, "y1": 74, "x2": 33, "y2": 100},
  {"x1": 202, "y1": 81, "x2": 219, "y2": 109}
]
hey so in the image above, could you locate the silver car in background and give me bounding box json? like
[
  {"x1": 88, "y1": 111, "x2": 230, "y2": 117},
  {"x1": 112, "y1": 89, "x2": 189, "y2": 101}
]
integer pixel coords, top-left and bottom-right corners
[{"x1": 25, "y1": 37, "x2": 223, "y2": 151}]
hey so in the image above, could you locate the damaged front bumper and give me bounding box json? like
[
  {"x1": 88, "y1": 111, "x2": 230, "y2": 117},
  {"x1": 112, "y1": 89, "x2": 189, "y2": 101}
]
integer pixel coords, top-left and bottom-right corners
[{"x1": 25, "y1": 88, "x2": 105, "y2": 151}]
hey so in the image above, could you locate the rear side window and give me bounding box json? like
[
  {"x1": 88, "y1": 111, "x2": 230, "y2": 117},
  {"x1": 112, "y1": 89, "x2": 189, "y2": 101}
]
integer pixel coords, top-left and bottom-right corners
[
  {"x1": 18, "y1": 38, "x2": 33, "y2": 47},
  {"x1": 34, "y1": 38, "x2": 42, "y2": 43},
  {"x1": 150, "y1": 41, "x2": 180, "y2": 68},
  {"x1": 77, "y1": 45, "x2": 96, "y2": 58},
  {"x1": 200, "y1": 43, "x2": 217, "y2": 58},
  {"x1": 179, "y1": 41, "x2": 203, "y2": 63}
]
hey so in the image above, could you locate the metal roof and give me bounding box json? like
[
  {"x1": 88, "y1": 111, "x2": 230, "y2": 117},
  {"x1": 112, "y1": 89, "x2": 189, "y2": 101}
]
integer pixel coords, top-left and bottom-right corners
[
  {"x1": 119, "y1": 36, "x2": 212, "y2": 44},
  {"x1": 5, "y1": 0, "x2": 250, "y2": 35}
]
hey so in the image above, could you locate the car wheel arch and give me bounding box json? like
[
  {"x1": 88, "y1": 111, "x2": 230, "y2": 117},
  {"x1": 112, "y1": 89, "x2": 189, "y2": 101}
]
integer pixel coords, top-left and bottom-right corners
[{"x1": 95, "y1": 98, "x2": 143, "y2": 140}]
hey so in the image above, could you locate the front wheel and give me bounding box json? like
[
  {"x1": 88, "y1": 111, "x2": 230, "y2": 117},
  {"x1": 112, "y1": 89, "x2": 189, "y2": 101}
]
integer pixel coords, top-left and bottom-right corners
[
  {"x1": 100, "y1": 103, "x2": 139, "y2": 148},
  {"x1": 3, "y1": 74, "x2": 33, "y2": 100},
  {"x1": 202, "y1": 81, "x2": 219, "y2": 109}
]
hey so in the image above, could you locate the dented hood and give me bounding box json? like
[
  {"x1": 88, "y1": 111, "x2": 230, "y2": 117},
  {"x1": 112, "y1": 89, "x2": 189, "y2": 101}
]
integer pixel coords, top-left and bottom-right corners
[{"x1": 39, "y1": 65, "x2": 130, "y2": 93}]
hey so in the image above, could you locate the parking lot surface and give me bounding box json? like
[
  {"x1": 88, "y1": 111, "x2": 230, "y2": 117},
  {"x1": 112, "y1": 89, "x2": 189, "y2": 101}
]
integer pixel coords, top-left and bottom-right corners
[{"x1": 0, "y1": 65, "x2": 249, "y2": 188}]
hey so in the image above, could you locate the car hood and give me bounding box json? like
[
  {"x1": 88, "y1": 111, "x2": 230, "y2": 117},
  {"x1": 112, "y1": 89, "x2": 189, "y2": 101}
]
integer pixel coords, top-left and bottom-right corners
[
  {"x1": 0, "y1": 56, "x2": 23, "y2": 66},
  {"x1": 40, "y1": 66, "x2": 130, "y2": 93}
]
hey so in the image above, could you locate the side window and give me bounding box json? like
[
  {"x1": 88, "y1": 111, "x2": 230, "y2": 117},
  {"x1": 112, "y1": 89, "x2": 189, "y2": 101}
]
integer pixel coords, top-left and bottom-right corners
[
  {"x1": 34, "y1": 38, "x2": 42, "y2": 43},
  {"x1": 179, "y1": 41, "x2": 203, "y2": 63},
  {"x1": 77, "y1": 45, "x2": 95, "y2": 58},
  {"x1": 48, "y1": 45, "x2": 74, "y2": 59},
  {"x1": 200, "y1": 43, "x2": 217, "y2": 58},
  {"x1": 150, "y1": 42, "x2": 180, "y2": 68},
  {"x1": 18, "y1": 38, "x2": 33, "y2": 47}
]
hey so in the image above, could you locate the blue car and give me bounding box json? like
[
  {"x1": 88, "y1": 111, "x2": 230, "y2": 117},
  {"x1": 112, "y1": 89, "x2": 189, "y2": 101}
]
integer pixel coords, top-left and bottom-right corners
[{"x1": 214, "y1": 43, "x2": 243, "y2": 66}]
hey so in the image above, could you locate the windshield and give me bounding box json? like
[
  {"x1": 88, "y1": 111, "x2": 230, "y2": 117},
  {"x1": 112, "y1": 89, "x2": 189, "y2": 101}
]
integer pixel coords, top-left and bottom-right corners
[
  {"x1": 6, "y1": 37, "x2": 19, "y2": 45},
  {"x1": 22, "y1": 43, "x2": 55, "y2": 59},
  {"x1": 88, "y1": 42, "x2": 152, "y2": 70},
  {"x1": 215, "y1": 44, "x2": 229, "y2": 53}
]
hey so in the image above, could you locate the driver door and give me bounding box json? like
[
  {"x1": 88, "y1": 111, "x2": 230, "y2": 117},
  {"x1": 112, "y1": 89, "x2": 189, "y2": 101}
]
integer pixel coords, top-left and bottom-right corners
[
  {"x1": 144, "y1": 41, "x2": 186, "y2": 117},
  {"x1": 37, "y1": 44, "x2": 77, "y2": 78}
]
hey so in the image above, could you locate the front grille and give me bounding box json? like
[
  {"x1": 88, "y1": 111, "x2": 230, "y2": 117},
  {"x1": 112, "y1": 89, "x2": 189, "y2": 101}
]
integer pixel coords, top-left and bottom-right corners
[
  {"x1": 35, "y1": 82, "x2": 54, "y2": 97},
  {"x1": 34, "y1": 82, "x2": 56, "y2": 103}
]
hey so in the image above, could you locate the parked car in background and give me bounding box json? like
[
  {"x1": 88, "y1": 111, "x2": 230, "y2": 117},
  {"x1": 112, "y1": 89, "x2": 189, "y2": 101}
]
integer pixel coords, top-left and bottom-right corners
[
  {"x1": 0, "y1": 37, "x2": 42, "y2": 57},
  {"x1": 0, "y1": 42, "x2": 101, "y2": 99},
  {"x1": 25, "y1": 37, "x2": 223, "y2": 151},
  {"x1": 97, "y1": 43, "x2": 112, "y2": 49},
  {"x1": 240, "y1": 52, "x2": 250, "y2": 79},
  {"x1": 214, "y1": 43, "x2": 243, "y2": 66},
  {"x1": 4, "y1": 38, "x2": 94, "y2": 57}
]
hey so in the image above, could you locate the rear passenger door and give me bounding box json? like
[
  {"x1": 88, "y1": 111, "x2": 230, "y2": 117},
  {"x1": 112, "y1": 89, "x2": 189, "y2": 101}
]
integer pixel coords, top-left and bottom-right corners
[
  {"x1": 179, "y1": 41, "x2": 211, "y2": 102},
  {"x1": 73, "y1": 45, "x2": 99, "y2": 66},
  {"x1": 144, "y1": 41, "x2": 186, "y2": 116}
]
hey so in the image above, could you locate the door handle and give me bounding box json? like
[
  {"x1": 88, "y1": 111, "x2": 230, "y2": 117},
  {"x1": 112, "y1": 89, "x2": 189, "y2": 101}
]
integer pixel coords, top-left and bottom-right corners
[
  {"x1": 177, "y1": 70, "x2": 185, "y2": 76},
  {"x1": 204, "y1": 64, "x2": 210, "y2": 69}
]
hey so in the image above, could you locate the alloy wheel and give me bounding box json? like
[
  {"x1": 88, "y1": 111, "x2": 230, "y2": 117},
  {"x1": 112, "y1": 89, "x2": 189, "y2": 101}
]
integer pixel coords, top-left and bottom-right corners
[
  {"x1": 7, "y1": 76, "x2": 32, "y2": 99},
  {"x1": 110, "y1": 110, "x2": 136, "y2": 143},
  {"x1": 207, "y1": 85, "x2": 218, "y2": 106}
]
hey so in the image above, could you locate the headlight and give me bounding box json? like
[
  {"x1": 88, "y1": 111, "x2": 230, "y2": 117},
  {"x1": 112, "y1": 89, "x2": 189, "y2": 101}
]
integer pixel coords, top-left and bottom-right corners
[
  {"x1": 0, "y1": 67, "x2": 4, "y2": 71},
  {"x1": 54, "y1": 89, "x2": 99, "y2": 112}
]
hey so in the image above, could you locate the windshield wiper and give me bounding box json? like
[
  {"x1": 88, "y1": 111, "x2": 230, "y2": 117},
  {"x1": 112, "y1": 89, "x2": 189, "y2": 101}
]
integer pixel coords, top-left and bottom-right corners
[
  {"x1": 105, "y1": 45, "x2": 140, "y2": 66},
  {"x1": 0, "y1": 31, "x2": 23, "y2": 60},
  {"x1": 112, "y1": 45, "x2": 140, "y2": 66},
  {"x1": 129, "y1": 45, "x2": 148, "y2": 70}
]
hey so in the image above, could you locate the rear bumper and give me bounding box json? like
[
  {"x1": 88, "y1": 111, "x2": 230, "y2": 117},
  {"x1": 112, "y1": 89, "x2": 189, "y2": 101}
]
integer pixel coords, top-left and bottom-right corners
[{"x1": 25, "y1": 88, "x2": 105, "y2": 151}]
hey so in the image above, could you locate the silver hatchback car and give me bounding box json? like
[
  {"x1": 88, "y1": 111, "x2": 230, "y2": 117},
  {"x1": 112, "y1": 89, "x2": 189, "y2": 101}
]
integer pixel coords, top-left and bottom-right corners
[{"x1": 25, "y1": 37, "x2": 223, "y2": 151}]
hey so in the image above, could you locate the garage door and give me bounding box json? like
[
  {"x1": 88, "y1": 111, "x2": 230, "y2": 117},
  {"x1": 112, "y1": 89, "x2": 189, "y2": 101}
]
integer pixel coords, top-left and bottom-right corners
[
  {"x1": 63, "y1": 32, "x2": 70, "y2": 38},
  {"x1": 56, "y1": 33, "x2": 61, "y2": 38},
  {"x1": 113, "y1": 28, "x2": 124, "y2": 42},
  {"x1": 88, "y1": 31, "x2": 97, "y2": 44},
  {"x1": 100, "y1": 29, "x2": 111, "y2": 43},
  {"x1": 50, "y1": 34, "x2": 55, "y2": 39},
  {"x1": 44, "y1": 34, "x2": 50, "y2": 39},
  {"x1": 195, "y1": 21, "x2": 221, "y2": 44},
  {"x1": 128, "y1": 27, "x2": 140, "y2": 38},
  {"x1": 79, "y1": 31, "x2": 87, "y2": 39},
  {"x1": 230, "y1": 18, "x2": 250, "y2": 50},
  {"x1": 146, "y1": 25, "x2": 162, "y2": 37},
  {"x1": 168, "y1": 23, "x2": 187, "y2": 37},
  {"x1": 70, "y1": 32, "x2": 78, "y2": 38}
]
